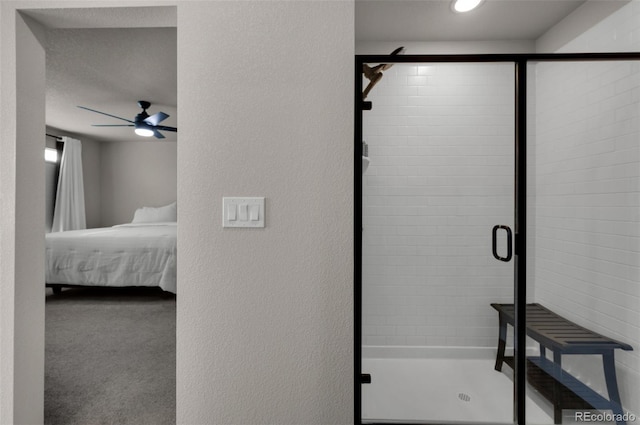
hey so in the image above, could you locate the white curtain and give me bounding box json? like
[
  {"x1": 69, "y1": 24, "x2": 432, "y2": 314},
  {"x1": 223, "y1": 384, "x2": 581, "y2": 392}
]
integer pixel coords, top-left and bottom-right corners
[{"x1": 51, "y1": 137, "x2": 86, "y2": 232}]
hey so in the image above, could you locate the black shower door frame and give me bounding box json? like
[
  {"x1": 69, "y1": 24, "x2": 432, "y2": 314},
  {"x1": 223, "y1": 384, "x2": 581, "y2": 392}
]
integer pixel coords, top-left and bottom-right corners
[{"x1": 354, "y1": 52, "x2": 640, "y2": 425}]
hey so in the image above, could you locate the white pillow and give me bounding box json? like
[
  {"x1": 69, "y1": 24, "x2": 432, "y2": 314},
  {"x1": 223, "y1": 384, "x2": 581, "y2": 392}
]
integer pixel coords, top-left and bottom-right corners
[{"x1": 131, "y1": 202, "x2": 177, "y2": 223}]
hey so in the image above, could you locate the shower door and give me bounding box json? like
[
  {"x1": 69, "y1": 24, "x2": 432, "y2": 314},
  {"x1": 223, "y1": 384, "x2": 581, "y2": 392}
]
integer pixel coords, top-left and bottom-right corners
[{"x1": 358, "y1": 60, "x2": 518, "y2": 424}]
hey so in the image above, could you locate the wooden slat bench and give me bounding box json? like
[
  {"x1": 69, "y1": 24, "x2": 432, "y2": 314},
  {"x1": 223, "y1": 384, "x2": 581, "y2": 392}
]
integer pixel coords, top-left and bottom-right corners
[{"x1": 491, "y1": 303, "x2": 633, "y2": 425}]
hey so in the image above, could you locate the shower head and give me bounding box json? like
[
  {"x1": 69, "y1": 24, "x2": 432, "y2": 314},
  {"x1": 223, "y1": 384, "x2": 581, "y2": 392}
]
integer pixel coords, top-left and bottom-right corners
[
  {"x1": 362, "y1": 46, "x2": 405, "y2": 99},
  {"x1": 382, "y1": 46, "x2": 405, "y2": 69}
]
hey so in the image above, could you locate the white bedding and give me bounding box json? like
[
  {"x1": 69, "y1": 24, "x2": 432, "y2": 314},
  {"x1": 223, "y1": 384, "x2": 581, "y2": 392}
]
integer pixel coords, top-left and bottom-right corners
[{"x1": 45, "y1": 223, "x2": 176, "y2": 293}]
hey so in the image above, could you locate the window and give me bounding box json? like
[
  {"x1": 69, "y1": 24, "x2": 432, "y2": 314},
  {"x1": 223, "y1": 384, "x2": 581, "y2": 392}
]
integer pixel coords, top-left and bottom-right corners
[{"x1": 45, "y1": 147, "x2": 58, "y2": 163}]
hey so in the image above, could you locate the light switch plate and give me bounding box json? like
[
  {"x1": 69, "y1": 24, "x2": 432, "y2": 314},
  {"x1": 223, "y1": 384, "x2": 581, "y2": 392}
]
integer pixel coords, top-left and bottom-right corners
[{"x1": 223, "y1": 197, "x2": 265, "y2": 228}]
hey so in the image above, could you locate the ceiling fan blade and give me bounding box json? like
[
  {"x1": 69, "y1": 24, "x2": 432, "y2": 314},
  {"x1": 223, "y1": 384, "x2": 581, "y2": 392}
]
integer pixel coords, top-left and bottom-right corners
[
  {"x1": 155, "y1": 125, "x2": 177, "y2": 133},
  {"x1": 91, "y1": 124, "x2": 134, "y2": 127},
  {"x1": 77, "y1": 106, "x2": 135, "y2": 124},
  {"x1": 144, "y1": 112, "x2": 169, "y2": 126},
  {"x1": 153, "y1": 129, "x2": 166, "y2": 139}
]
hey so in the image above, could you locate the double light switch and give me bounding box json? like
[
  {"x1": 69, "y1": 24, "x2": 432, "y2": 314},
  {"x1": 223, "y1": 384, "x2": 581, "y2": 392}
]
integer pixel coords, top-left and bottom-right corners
[{"x1": 223, "y1": 197, "x2": 265, "y2": 228}]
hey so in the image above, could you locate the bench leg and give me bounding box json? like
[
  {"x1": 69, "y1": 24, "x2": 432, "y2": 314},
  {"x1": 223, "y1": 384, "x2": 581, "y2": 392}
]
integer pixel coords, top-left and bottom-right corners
[
  {"x1": 602, "y1": 352, "x2": 626, "y2": 425},
  {"x1": 494, "y1": 315, "x2": 507, "y2": 372},
  {"x1": 552, "y1": 352, "x2": 563, "y2": 424}
]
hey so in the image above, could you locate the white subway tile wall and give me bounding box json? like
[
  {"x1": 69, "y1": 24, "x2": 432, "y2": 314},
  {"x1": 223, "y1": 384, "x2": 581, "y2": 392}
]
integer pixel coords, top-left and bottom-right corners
[
  {"x1": 532, "y1": 60, "x2": 639, "y2": 373},
  {"x1": 529, "y1": 1, "x2": 640, "y2": 415},
  {"x1": 362, "y1": 63, "x2": 515, "y2": 348}
]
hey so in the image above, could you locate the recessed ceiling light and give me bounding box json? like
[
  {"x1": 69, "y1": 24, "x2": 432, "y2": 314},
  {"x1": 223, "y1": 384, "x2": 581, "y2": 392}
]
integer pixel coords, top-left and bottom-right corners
[{"x1": 451, "y1": 0, "x2": 484, "y2": 13}]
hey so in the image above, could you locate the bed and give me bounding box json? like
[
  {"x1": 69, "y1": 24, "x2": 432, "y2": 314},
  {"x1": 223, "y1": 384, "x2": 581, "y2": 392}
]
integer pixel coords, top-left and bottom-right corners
[{"x1": 45, "y1": 203, "x2": 177, "y2": 294}]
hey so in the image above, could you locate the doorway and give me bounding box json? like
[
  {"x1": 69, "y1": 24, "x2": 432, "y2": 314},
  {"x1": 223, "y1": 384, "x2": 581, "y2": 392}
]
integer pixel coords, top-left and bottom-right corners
[
  {"x1": 355, "y1": 53, "x2": 640, "y2": 424},
  {"x1": 9, "y1": 6, "x2": 177, "y2": 425}
]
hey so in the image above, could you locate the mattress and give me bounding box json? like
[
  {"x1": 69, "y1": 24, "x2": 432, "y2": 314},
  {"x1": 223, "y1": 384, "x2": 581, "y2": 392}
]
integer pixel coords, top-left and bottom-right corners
[{"x1": 45, "y1": 223, "x2": 176, "y2": 293}]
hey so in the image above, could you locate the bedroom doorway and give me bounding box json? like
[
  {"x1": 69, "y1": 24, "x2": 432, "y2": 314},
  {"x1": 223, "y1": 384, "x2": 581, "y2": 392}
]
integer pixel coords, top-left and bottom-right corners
[{"x1": 20, "y1": 6, "x2": 178, "y2": 425}]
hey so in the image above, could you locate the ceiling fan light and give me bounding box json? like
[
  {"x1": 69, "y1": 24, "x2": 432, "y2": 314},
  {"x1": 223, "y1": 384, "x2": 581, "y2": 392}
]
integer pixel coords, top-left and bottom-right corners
[
  {"x1": 134, "y1": 125, "x2": 154, "y2": 137},
  {"x1": 452, "y1": 0, "x2": 484, "y2": 13}
]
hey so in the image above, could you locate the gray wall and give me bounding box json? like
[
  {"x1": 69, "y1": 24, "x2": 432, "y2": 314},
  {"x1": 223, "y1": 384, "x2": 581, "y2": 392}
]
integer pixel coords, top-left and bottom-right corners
[
  {"x1": 1, "y1": 12, "x2": 47, "y2": 424},
  {"x1": 177, "y1": 2, "x2": 354, "y2": 423},
  {"x1": 99, "y1": 141, "x2": 177, "y2": 226},
  {"x1": 82, "y1": 136, "x2": 101, "y2": 228}
]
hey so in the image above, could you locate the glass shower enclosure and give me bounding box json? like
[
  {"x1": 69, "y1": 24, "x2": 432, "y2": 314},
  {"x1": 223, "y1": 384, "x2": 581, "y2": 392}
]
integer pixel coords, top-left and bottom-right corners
[{"x1": 355, "y1": 53, "x2": 640, "y2": 425}]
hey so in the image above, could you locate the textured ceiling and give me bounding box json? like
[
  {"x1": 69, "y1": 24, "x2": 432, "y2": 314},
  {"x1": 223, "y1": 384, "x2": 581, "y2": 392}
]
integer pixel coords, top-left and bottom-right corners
[{"x1": 45, "y1": 27, "x2": 176, "y2": 143}]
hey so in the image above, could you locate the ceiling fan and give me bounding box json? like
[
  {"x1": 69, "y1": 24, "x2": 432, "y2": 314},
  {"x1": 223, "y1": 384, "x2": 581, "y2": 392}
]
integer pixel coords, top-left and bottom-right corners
[{"x1": 78, "y1": 100, "x2": 177, "y2": 139}]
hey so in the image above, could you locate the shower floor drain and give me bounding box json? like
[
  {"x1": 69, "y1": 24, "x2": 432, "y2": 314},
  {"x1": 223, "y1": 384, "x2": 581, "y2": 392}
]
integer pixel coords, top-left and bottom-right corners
[{"x1": 458, "y1": 392, "x2": 471, "y2": 402}]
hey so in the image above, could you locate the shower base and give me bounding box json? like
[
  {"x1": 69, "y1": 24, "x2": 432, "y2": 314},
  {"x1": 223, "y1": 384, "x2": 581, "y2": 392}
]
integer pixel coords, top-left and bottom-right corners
[{"x1": 362, "y1": 354, "x2": 616, "y2": 424}]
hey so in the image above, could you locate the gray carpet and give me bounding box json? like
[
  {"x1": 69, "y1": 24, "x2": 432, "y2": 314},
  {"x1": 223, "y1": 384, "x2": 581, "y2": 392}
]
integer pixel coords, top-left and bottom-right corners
[{"x1": 45, "y1": 287, "x2": 176, "y2": 425}]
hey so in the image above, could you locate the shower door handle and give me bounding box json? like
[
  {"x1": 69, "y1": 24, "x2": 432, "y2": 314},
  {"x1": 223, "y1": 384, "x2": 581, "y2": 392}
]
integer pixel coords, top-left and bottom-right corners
[{"x1": 492, "y1": 225, "x2": 512, "y2": 262}]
